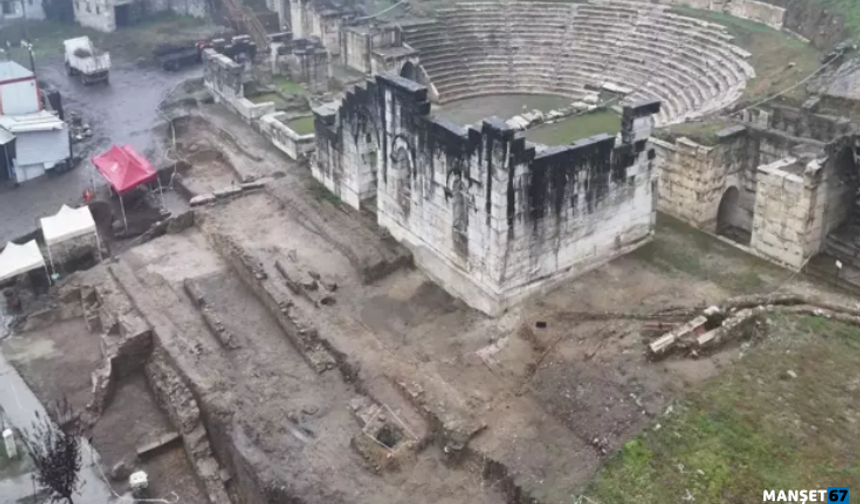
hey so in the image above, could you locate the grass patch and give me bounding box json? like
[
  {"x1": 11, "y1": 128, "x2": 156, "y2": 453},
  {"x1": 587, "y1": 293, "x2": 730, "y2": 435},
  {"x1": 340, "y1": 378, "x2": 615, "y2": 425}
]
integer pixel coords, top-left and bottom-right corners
[
  {"x1": 586, "y1": 313, "x2": 860, "y2": 504},
  {"x1": 272, "y1": 76, "x2": 306, "y2": 95},
  {"x1": 0, "y1": 14, "x2": 215, "y2": 61},
  {"x1": 655, "y1": 120, "x2": 733, "y2": 146},
  {"x1": 670, "y1": 5, "x2": 820, "y2": 105},
  {"x1": 524, "y1": 110, "x2": 621, "y2": 145},
  {"x1": 633, "y1": 213, "x2": 774, "y2": 294},
  {"x1": 817, "y1": 0, "x2": 860, "y2": 39},
  {"x1": 306, "y1": 179, "x2": 340, "y2": 205},
  {"x1": 287, "y1": 116, "x2": 315, "y2": 134}
]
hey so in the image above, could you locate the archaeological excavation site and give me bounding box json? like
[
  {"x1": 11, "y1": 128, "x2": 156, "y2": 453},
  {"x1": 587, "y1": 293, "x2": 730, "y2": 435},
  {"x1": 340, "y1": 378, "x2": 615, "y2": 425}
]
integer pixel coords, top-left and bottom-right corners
[{"x1": 4, "y1": 0, "x2": 860, "y2": 502}]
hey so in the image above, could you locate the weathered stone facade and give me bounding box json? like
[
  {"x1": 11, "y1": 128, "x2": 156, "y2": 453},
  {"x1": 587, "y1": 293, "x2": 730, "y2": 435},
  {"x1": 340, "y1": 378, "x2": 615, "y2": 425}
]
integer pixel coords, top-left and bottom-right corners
[
  {"x1": 259, "y1": 112, "x2": 316, "y2": 160},
  {"x1": 289, "y1": 0, "x2": 359, "y2": 56},
  {"x1": 653, "y1": 113, "x2": 858, "y2": 270},
  {"x1": 341, "y1": 24, "x2": 419, "y2": 77},
  {"x1": 284, "y1": 37, "x2": 329, "y2": 93},
  {"x1": 313, "y1": 73, "x2": 661, "y2": 315},
  {"x1": 202, "y1": 49, "x2": 275, "y2": 124}
]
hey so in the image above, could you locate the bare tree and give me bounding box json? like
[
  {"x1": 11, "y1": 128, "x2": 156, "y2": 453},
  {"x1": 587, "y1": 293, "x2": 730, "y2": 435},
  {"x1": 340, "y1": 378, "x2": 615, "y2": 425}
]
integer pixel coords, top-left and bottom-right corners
[{"x1": 22, "y1": 397, "x2": 88, "y2": 504}]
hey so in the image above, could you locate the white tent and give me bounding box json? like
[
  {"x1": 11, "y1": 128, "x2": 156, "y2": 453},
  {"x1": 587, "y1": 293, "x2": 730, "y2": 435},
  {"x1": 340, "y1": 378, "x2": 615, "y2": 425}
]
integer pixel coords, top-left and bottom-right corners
[
  {"x1": 39, "y1": 205, "x2": 101, "y2": 273},
  {"x1": 0, "y1": 240, "x2": 47, "y2": 283}
]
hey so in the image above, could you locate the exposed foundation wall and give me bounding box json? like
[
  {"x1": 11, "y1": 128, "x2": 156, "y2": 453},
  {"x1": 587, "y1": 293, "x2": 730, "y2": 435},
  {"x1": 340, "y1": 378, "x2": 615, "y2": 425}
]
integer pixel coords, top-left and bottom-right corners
[
  {"x1": 259, "y1": 112, "x2": 315, "y2": 160},
  {"x1": 202, "y1": 49, "x2": 275, "y2": 123},
  {"x1": 656, "y1": 0, "x2": 785, "y2": 29},
  {"x1": 314, "y1": 73, "x2": 660, "y2": 315}
]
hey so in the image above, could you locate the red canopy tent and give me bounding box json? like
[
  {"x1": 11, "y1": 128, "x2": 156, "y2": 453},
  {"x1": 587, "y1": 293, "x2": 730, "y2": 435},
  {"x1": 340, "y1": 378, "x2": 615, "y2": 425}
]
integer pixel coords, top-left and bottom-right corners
[
  {"x1": 92, "y1": 144, "x2": 157, "y2": 195},
  {"x1": 91, "y1": 144, "x2": 161, "y2": 230}
]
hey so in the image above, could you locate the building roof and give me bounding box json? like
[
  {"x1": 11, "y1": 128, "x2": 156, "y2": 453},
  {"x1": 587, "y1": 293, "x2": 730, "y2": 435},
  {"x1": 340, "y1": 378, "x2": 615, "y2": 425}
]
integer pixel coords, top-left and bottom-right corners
[
  {"x1": 0, "y1": 61, "x2": 34, "y2": 82},
  {"x1": 40, "y1": 205, "x2": 97, "y2": 246},
  {"x1": 0, "y1": 240, "x2": 45, "y2": 283},
  {"x1": 0, "y1": 111, "x2": 65, "y2": 133},
  {"x1": 91, "y1": 144, "x2": 157, "y2": 195}
]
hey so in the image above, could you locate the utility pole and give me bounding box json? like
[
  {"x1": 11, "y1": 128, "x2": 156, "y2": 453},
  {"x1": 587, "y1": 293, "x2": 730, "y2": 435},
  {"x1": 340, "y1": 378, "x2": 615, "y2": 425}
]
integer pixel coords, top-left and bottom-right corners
[{"x1": 19, "y1": 0, "x2": 29, "y2": 43}]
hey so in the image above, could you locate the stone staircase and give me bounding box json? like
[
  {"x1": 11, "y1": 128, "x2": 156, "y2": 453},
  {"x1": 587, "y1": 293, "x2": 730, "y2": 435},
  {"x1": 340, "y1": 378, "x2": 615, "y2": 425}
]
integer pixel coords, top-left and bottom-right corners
[{"x1": 399, "y1": 0, "x2": 755, "y2": 125}]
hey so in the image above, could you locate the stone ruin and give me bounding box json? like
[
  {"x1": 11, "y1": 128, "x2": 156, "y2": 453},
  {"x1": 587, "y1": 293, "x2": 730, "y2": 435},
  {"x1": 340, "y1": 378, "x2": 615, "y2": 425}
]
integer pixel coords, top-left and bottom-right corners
[
  {"x1": 653, "y1": 105, "x2": 860, "y2": 274},
  {"x1": 273, "y1": 36, "x2": 330, "y2": 93},
  {"x1": 312, "y1": 73, "x2": 661, "y2": 315}
]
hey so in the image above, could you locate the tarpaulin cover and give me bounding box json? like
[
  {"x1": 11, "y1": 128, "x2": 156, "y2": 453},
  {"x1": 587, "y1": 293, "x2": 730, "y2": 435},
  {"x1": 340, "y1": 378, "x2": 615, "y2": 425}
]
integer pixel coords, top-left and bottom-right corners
[
  {"x1": 91, "y1": 144, "x2": 157, "y2": 195},
  {"x1": 0, "y1": 240, "x2": 45, "y2": 283},
  {"x1": 40, "y1": 205, "x2": 97, "y2": 246}
]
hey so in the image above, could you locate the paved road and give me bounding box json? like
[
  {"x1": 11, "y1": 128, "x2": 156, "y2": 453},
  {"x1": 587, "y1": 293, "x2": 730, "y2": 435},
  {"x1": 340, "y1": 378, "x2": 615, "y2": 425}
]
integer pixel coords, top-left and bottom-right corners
[
  {"x1": 0, "y1": 348, "x2": 118, "y2": 503},
  {"x1": 0, "y1": 56, "x2": 201, "y2": 244}
]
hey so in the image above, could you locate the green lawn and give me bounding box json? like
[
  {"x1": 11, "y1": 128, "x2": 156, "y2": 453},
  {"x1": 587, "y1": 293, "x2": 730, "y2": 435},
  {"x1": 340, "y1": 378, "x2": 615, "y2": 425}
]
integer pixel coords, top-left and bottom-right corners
[
  {"x1": 286, "y1": 116, "x2": 315, "y2": 134},
  {"x1": 586, "y1": 312, "x2": 860, "y2": 504},
  {"x1": 817, "y1": 0, "x2": 860, "y2": 39},
  {"x1": 670, "y1": 5, "x2": 821, "y2": 105},
  {"x1": 524, "y1": 110, "x2": 621, "y2": 145},
  {"x1": 272, "y1": 76, "x2": 306, "y2": 95}
]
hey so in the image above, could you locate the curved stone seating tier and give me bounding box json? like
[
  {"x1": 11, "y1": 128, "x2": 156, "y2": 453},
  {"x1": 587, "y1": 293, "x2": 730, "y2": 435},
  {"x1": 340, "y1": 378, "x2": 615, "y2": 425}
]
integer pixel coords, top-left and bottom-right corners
[{"x1": 401, "y1": 0, "x2": 756, "y2": 124}]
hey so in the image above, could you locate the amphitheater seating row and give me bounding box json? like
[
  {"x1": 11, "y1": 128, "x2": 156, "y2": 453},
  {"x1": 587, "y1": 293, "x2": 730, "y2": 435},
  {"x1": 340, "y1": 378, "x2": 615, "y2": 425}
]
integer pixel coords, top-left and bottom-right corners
[{"x1": 399, "y1": 0, "x2": 755, "y2": 125}]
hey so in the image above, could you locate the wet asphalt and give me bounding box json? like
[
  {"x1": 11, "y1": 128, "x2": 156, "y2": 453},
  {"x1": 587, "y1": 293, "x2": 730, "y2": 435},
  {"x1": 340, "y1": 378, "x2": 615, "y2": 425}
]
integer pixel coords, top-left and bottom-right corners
[{"x1": 0, "y1": 56, "x2": 201, "y2": 243}]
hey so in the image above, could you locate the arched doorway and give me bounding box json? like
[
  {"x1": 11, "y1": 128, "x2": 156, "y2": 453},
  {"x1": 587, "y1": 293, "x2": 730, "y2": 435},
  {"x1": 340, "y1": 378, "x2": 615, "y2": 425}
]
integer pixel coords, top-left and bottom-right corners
[
  {"x1": 400, "y1": 61, "x2": 417, "y2": 82},
  {"x1": 716, "y1": 186, "x2": 750, "y2": 244}
]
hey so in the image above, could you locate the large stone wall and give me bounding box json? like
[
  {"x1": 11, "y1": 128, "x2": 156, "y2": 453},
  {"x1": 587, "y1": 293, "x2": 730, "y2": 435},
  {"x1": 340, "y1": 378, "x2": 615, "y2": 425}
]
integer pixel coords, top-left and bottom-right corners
[
  {"x1": 313, "y1": 73, "x2": 660, "y2": 315},
  {"x1": 202, "y1": 49, "x2": 275, "y2": 123},
  {"x1": 653, "y1": 119, "x2": 859, "y2": 270},
  {"x1": 652, "y1": 126, "x2": 754, "y2": 230},
  {"x1": 653, "y1": 124, "x2": 825, "y2": 233},
  {"x1": 341, "y1": 24, "x2": 418, "y2": 76},
  {"x1": 750, "y1": 157, "x2": 827, "y2": 269},
  {"x1": 259, "y1": 112, "x2": 316, "y2": 160},
  {"x1": 289, "y1": 0, "x2": 358, "y2": 56}
]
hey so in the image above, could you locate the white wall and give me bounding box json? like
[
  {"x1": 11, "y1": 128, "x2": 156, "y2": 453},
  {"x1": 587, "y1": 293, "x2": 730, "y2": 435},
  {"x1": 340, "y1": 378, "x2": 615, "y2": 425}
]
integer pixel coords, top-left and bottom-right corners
[
  {"x1": 0, "y1": 0, "x2": 45, "y2": 21},
  {"x1": 0, "y1": 77, "x2": 39, "y2": 115},
  {"x1": 259, "y1": 112, "x2": 315, "y2": 160},
  {"x1": 314, "y1": 74, "x2": 660, "y2": 315},
  {"x1": 73, "y1": 0, "x2": 115, "y2": 32}
]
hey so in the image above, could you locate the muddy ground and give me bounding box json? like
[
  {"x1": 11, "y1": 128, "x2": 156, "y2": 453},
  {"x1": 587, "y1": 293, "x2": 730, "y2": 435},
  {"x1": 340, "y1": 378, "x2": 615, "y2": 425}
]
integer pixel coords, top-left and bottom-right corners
[
  {"x1": 0, "y1": 54, "x2": 199, "y2": 244},
  {"x1": 5, "y1": 93, "x2": 850, "y2": 504}
]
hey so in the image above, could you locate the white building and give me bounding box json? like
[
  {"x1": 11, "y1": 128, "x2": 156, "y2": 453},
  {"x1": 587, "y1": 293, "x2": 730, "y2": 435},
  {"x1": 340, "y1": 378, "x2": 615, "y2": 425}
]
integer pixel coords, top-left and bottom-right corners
[
  {"x1": 0, "y1": 60, "x2": 39, "y2": 115},
  {"x1": 0, "y1": 0, "x2": 46, "y2": 22},
  {"x1": 0, "y1": 111, "x2": 71, "y2": 183},
  {"x1": 0, "y1": 61, "x2": 70, "y2": 184}
]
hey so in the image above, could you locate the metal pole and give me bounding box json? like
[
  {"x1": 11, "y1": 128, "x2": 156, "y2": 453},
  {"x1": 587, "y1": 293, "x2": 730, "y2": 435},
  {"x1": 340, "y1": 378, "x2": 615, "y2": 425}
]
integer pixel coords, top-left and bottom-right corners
[
  {"x1": 20, "y1": 0, "x2": 29, "y2": 44},
  {"x1": 27, "y1": 44, "x2": 35, "y2": 75},
  {"x1": 119, "y1": 194, "x2": 128, "y2": 231}
]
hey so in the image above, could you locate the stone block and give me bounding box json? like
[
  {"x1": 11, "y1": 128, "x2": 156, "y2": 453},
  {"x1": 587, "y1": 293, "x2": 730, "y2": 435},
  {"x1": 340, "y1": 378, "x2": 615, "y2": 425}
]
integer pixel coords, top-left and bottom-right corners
[{"x1": 190, "y1": 194, "x2": 216, "y2": 206}]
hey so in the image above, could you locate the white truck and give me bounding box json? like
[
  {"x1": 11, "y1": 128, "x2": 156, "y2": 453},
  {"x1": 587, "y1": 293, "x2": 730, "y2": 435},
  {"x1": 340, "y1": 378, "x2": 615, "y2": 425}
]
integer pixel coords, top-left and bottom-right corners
[{"x1": 63, "y1": 37, "x2": 110, "y2": 85}]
